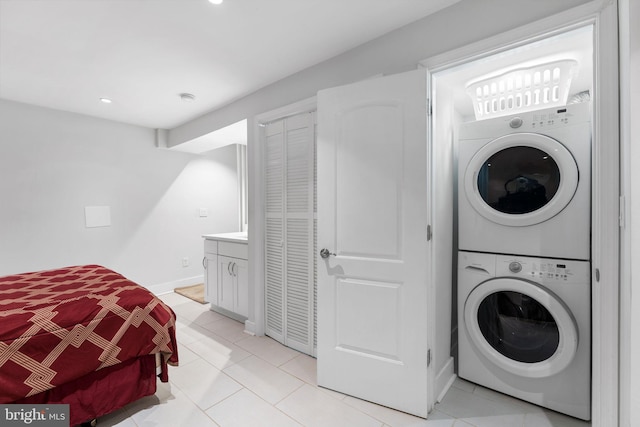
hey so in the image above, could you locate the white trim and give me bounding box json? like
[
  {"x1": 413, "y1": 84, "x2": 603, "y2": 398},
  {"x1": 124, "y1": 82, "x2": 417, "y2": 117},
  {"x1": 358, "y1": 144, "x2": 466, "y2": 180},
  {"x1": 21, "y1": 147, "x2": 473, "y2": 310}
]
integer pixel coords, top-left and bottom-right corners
[
  {"x1": 425, "y1": 67, "x2": 437, "y2": 413},
  {"x1": 249, "y1": 96, "x2": 317, "y2": 337},
  {"x1": 435, "y1": 357, "x2": 456, "y2": 403},
  {"x1": 256, "y1": 97, "x2": 318, "y2": 126},
  {"x1": 244, "y1": 320, "x2": 257, "y2": 336},
  {"x1": 618, "y1": 1, "x2": 632, "y2": 425},
  {"x1": 421, "y1": 1, "x2": 619, "y2": 425},
  {"x1": 237, "y1": 144, "x2": 248, "y2": 232},
  {"x1": 148, "y1": 274, "x2": 204, "y2": 296},
  {"x1": 590, "y1": 2, "x2": 620, "y2": 425}
]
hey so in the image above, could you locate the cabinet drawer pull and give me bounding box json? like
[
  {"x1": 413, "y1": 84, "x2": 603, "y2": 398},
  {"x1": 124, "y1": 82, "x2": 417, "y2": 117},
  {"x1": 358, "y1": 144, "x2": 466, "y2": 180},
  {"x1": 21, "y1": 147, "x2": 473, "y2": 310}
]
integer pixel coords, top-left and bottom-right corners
[{"x1": 202, "y1": 257, "x2": 207, "y2": 269}]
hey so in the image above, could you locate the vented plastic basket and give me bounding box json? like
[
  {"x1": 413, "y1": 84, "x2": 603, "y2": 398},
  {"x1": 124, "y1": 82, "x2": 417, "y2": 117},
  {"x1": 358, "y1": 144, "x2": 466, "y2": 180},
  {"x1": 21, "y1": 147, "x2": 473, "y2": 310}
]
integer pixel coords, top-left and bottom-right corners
[{"x1": 466, "y1": 60, "x2": 578, "y2": 120}]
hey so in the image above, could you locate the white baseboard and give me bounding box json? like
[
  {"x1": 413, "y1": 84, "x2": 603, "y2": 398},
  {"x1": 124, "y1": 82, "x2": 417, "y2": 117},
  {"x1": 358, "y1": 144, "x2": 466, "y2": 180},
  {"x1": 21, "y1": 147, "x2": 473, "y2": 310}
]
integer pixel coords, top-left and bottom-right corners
[
  {"x1": 149, "y1": 274, "x2": 204, "y2": 296},
  {"x1": 244, "y1": 320, "x2": 257, "y2": 336},
  {"x1": 436, "y1": 356, "x2": 456, "y2": 403}
]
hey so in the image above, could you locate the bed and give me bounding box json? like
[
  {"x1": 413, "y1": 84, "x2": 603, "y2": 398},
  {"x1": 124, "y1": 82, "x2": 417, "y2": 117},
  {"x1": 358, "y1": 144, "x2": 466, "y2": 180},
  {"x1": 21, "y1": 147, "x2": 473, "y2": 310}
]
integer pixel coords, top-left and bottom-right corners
[{"x1": 0, "y1": 264, "x2": 179, "y2": 426}]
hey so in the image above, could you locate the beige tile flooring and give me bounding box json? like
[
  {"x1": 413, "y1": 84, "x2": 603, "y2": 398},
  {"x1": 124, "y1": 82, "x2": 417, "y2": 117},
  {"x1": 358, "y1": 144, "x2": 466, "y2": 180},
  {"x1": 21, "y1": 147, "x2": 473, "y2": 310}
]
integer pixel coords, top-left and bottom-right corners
[{"x1": 95, "y1": 292, "x2": 591, "y2": 427}]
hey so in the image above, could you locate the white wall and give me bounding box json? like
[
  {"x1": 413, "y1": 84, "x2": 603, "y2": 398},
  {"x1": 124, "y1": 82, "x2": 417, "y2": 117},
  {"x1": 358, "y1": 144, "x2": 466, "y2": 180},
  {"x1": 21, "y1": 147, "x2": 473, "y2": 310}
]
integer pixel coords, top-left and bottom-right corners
[
  {"x1": 167, "y1": 0, "x2": 590, "y2": 338},
  {"x1": 0, "y1": 99, "x2": 239, "y2": 292},
  {"x1": 168, "y1": 0, "x2": 590, "y2": 148}
]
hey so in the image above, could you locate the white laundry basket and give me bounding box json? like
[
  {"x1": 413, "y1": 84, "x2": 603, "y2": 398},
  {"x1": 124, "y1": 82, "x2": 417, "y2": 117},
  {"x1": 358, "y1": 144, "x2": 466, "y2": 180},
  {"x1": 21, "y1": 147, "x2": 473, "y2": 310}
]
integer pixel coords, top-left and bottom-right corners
[{"x1": 466, "y1": 60, "x2": 578, "y2": 120}]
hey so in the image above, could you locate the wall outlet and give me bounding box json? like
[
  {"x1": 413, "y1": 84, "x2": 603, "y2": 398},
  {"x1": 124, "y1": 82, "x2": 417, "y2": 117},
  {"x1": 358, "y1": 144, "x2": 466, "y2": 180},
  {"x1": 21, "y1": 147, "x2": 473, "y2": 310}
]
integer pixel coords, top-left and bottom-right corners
[{"x1": 182, "y1": 257, "x2": 189, "y2": 267}]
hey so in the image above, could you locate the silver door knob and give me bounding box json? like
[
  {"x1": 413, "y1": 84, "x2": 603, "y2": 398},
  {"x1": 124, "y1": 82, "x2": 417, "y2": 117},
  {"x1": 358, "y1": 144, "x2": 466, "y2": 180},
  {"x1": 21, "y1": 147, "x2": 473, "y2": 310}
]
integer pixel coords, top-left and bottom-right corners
[{"x1": 320, "y1": 248, "x2": 336, "y2": 259}]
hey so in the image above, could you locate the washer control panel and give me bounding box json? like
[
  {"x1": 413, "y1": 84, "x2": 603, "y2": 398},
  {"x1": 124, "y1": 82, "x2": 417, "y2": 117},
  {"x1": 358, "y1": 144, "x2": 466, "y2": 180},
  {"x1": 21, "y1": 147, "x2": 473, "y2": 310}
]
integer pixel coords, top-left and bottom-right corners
[
  {"x1": 531, "y1": 261, "x2": 570, "y2": 280},
  {"x1": 509, "y1": 117, "x2": 523, "y2": 128},
  {"x1": 508, "y1": 261, "x2": 522, "y2": 273}
]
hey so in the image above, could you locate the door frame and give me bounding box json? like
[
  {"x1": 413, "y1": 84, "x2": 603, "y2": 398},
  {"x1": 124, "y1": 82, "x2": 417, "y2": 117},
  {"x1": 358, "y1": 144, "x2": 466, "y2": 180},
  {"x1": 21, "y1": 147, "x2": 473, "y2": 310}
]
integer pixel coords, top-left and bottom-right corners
[
  {"x1": 247, "y1": 96, "x2": 317, "y2": 337},
  {"x1": 420, "y1": 1, "x2": 620, "y2": 425},
  {"x1": 618, "y1": 1, "x2": 637, "y2": 426}
]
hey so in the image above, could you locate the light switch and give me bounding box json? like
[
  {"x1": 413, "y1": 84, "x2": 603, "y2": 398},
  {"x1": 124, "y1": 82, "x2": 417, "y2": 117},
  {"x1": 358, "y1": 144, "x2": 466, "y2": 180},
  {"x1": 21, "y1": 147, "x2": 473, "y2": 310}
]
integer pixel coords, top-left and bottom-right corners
[{"x1": 199, "y1": 207, "x2": 209, "y2": 217}]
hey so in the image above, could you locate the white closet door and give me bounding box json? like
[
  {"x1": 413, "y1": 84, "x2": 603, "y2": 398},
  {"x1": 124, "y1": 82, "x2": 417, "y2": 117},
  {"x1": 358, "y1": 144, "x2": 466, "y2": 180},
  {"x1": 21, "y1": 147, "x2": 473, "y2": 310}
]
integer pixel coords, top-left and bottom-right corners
[
  {"x1": 317, "y1": 69, "x2": 431, "y2": 417},
  {"x1": 264, "y1": 112, "x2": 316, "y2": 355},
  {"x1": 265, "y1": 121, "x2": 285, "y2": 342}
]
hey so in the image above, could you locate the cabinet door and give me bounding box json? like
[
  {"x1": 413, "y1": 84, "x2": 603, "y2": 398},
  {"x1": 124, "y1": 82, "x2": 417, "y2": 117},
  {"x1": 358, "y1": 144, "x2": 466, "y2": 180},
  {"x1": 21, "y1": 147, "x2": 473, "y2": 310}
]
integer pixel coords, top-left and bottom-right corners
[
  {"x1": 234, "y1": 258, "x2": 249, "y2": 317},
  {"x1": 204, "y1": 253, "x2": 218, "y2": 305},
  {"x1": 218, "y1": 256, "x2": 235, "y2": 312}
]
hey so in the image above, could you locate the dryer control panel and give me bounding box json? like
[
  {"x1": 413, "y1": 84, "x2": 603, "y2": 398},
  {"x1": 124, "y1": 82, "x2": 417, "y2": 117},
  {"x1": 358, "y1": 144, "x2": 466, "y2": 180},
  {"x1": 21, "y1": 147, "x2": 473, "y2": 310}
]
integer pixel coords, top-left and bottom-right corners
[
  {"x1": 529, "y1": 108, "x2": 576, "y2": 130},
  {"x1": 504, "y1": 102, "x2": 590, "y2": 132},
  {"x1": 458, "y1": 102, "x2": 590, "y2": 140},
  {"x1": 495, "y1": 254, "x2": 590, "y2": 284}
]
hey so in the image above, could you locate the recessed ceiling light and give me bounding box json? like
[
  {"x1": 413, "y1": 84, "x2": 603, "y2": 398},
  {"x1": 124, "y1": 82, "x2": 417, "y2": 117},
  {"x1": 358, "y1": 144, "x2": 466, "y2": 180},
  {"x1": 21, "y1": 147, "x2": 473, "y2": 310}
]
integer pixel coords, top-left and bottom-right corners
[
  {"x1": 208, "y1": 0, "x2": 223, "y2": 4},
  {"x1": 100, "y1": 98, "x2": 112, "y2": 104},
  {"x1": 179, "y1": 93, "x2": 196, "y2": 102}
]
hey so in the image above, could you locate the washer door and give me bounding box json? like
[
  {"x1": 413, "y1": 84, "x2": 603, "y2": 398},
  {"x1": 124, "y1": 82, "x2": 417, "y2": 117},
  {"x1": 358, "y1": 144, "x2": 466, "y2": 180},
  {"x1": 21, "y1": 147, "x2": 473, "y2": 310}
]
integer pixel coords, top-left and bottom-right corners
[
  {"x1": 464, "y1": 133, "x2": 579, "y2": 226},
  {"x1": 464, "y1": 277, "x2": 578, "y2": 378}
]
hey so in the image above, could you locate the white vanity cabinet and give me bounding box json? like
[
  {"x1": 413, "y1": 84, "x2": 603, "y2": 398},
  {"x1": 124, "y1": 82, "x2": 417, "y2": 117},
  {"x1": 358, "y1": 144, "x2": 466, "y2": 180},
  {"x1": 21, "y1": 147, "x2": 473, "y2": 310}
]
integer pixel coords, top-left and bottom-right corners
[
  {"x1": 203, "y1": 233, "x2": 248, "y2": 320},
  {"x1": 217, "y1": 255, "x2": 248, "y2": 317}
]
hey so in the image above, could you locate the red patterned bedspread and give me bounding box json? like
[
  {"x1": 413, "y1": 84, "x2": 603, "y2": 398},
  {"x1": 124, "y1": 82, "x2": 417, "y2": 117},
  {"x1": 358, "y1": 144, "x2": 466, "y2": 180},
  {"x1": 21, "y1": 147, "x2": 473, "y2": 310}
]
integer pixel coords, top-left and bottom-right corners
[{"x1": 0, "y1": 265, "x2": 178, "y2": 403}]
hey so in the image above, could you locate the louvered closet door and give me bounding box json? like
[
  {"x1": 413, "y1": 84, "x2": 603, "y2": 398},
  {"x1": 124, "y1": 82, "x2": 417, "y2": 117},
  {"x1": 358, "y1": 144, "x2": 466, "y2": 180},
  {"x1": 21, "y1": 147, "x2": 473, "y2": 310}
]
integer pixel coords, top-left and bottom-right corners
[
  {"x1": 264, "y1": 112, "x2": 316, "y2": 356},
  {"x1": 265, "y1": 121, "x2": 285, "y2": 341}
]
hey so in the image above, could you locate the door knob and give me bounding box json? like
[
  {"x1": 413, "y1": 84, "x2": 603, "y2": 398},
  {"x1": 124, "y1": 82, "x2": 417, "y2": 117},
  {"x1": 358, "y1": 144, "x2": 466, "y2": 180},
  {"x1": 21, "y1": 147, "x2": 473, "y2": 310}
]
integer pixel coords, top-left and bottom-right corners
[{"x1": 320, "y1": 248, "x2": 336, "y2": 259}]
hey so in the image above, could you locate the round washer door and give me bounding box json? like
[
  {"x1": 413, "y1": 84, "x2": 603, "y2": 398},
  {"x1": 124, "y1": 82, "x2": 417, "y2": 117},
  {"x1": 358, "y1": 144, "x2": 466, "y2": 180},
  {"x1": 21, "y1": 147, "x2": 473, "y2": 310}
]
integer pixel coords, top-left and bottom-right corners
[
  {"x1": 464, "y1": 277, "x2": 578, "y2": 378},
  {"x1": 464, "y1": 133, "x2": 579, "y2": 226}
]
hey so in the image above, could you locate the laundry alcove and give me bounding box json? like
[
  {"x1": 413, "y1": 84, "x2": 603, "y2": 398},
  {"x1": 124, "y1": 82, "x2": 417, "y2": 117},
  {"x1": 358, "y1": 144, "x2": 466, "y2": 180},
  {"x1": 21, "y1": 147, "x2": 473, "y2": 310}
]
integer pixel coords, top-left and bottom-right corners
[{"x1": 249, "y1": 2, "x2": 618, "y2": 424}]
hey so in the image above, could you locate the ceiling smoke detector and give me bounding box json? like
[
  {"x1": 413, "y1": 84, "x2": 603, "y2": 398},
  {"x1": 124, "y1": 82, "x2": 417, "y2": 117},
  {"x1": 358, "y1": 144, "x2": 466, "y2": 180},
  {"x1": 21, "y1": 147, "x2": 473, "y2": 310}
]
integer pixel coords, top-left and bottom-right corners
[{"x1": 179, "y1": 93, "x2": 196, "y2": 102}]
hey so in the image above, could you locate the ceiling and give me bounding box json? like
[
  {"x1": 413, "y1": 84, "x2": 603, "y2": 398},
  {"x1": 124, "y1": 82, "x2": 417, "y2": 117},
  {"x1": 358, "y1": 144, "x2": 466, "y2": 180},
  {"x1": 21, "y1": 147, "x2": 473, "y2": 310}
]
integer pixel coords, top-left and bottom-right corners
[{"x1": 0, "y1": 0, "x2": 460, "y2": 130}]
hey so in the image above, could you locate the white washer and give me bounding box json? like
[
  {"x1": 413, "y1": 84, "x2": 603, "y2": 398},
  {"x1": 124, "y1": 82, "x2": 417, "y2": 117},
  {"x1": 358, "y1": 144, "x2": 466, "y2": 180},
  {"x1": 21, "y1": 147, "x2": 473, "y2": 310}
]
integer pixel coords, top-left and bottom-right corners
[
  {"x1": 458, "y1": 251, "x2": 591, "y2": 420},
  {"x1": 457, "y1": 103, "x2": 591, "y2": 260}
]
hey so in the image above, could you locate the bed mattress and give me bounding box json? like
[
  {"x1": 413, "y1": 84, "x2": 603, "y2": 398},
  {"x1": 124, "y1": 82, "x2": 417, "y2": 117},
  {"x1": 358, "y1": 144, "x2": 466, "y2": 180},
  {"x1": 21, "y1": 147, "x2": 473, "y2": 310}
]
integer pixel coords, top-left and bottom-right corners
[{"x1": 0, "y1": 264, "x2": 178, "y2": 404}]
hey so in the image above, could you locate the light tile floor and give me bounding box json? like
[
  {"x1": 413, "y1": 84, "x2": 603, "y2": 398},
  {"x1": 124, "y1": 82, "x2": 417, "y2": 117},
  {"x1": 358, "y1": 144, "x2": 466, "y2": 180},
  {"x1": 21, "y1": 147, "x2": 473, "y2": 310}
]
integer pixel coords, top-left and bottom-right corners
[{"x1": 94, "y1": 293, "x2": 591, "y2": 427}]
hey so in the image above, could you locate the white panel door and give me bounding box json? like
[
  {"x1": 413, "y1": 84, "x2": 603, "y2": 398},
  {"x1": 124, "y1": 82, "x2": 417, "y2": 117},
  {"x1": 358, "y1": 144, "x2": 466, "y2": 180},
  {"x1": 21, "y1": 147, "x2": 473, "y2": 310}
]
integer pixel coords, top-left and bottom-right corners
[{"x1": 317, "y1": 69, "x2": 431, "y2": 418}]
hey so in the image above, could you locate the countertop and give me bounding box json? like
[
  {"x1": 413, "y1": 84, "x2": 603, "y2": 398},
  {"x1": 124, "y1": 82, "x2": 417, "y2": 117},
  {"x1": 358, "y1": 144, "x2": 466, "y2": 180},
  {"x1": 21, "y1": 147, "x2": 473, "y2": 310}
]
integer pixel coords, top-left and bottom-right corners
[{"x1": 202, "y1": 232, "x2": 248, "y2": 243}]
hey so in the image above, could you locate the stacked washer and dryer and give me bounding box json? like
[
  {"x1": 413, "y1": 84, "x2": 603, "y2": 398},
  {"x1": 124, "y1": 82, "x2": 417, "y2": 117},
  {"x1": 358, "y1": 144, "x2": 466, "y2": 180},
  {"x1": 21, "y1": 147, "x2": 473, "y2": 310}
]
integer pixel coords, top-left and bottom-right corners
[{"x1": 456, "y1": 101, "x2": 592, "y2": 420}]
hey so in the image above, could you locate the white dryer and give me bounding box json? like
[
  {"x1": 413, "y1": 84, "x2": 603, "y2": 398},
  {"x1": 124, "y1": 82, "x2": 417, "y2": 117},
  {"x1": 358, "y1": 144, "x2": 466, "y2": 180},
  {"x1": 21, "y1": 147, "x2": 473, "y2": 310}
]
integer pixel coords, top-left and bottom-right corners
[
  {"x1": 457, "y1": 103, "x2": 591, "y2": 260},
  {"x1": 457, "y1": 251, "x2": 591, "y2": 420}
]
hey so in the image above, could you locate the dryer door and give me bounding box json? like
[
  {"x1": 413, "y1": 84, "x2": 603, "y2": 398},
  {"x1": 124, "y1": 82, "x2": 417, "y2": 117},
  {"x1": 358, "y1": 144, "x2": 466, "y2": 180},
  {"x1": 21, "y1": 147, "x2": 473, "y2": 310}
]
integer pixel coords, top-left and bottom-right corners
[
  {"x1": 464, "y1": 277, "x2": 578, "y2": 378},
  {"x1": 464, "y1": 133, "x2": 579, "y2": 226}
]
